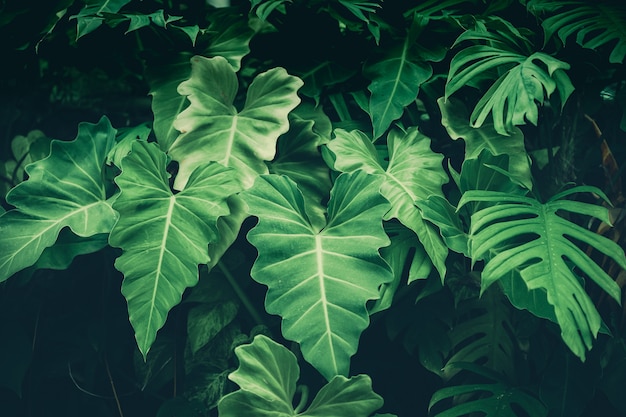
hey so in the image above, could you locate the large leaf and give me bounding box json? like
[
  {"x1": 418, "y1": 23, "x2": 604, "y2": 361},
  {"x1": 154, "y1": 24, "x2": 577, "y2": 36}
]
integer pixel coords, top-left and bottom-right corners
[
  {"x1": 445, "y1": 25, "x2": 574, "y2": 135},
  {"x1": 438, "y1": 97, "x2": 533, "y2": 189},
  {"x1": 218, "y1": 335, "x2": 384, "y2": 417},
  {"x1": 458, "y1": 186, "x2": 626, "y2": 360},
  {"x1": 109, "y1": 141, "x2": 239, "y2": 357},
  {"x1": 0, "y1": 117, "x2": 118, "y2": 282},
  {"x1": 328, "y1": 127, "x2": 449, "y2": 279},
  {"x1": 170, "y1": 56, "x2": 303, "y2": 190},
  {"x1": 528, "y1": 0, "x2": 626, "y2": 64},
  {"x1": 241, "y1": 171, "x2": 393, "y2": 380},
  {"x1": 364, "y1": 16, "x2": 439, "y2": 139}
]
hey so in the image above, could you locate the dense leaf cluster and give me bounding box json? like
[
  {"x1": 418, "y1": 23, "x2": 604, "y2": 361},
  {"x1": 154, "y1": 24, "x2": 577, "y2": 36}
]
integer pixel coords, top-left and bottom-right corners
[{"x1": 1, "y1": 0, "x2": 626, "y2": 416}]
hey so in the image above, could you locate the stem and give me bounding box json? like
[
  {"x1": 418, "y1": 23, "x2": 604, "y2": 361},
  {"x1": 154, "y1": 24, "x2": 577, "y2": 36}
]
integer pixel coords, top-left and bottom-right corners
[
  {"x1": 105, "y1": 353, "x2": 124, "y2": 417},
  {"x1": 218, "y1": 262, "x2": 266, "y2": 326},
  {"x1": 294, "y1": 385, "x2": 310, "y2": 414}
]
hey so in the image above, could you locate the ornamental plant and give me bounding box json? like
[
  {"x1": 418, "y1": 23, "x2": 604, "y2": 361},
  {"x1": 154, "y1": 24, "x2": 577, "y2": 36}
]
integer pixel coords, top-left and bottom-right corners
[{"x1": 1, "y1": 0, "x2": 626, "y2": 416}]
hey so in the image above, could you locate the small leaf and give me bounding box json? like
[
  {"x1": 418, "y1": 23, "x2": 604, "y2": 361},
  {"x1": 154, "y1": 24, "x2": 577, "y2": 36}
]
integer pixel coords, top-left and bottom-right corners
[
  {"x1": 72, "y1": 0, "x2": 132, "y2": 39},
  {"x1": 170, "y1": 56, "x2": 303, "y2": 189},
  {"x1": 0, "y1": 117, "x2": 118, "y2": 282},
  {"x1": 241, "y1": 171, "x2": 392, "y2": 380},
  {"x1": 110, "y1": 141, "x2": 239, "y2": 357}
]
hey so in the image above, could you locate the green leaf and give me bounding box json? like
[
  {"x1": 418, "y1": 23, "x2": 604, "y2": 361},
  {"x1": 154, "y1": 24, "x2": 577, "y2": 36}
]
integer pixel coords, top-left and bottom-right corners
[
  {"x1": 187, "y1": 301, "x2": 239, "y2": 355},
  {"x1": 200, "y1": 12, "x2": 255, "y2": 71},
  {"x1": 364, "y1": 17, "x2": 435, "y2": 139},
  {"x1": 29, "y1": 228, "x2": 109, "y2": 272},
  {"x1": 458, "y1": 186, "x2": 626, "y2": 360},
  {"x1": 218, "y1": 335, "x2": 384, "y2": 417},
  {"x1": 438, "y1": 97, "x2": 533, "y2": 189},
  {"x1": 0, "y1": 117, "x2": 118, "y2": 282},
  {"x1": 241, "y1": 171, "x2": 392, "y2": 380},
  {"x1": 269, "y1": 108, "x2": 332, "y2": 231},
  {"x1": 109, "y1": 141, "x2": 239, "y2": 357},
  {"x1": 419, "y1": 195, "x2": 469, "y2": 256},
  {"x1": 445, "y1": 26, "x2": 574, "y2": 134},
  {"x1": 107, "y1": 122, "x2": 151, "y2": 167},
  {"x1": 429, "y1": 365, "x2": 547, "y2": 417},
  {"x1": 72, "y1": 0, "x2": 132, "y2": 39},
  {"x1": 529, "y1": 0, "x2": 626, "y2": 64},
  {"x1": 170, "y1": 56, "x2": 303, "y2": 190},
  {"x1": 329, "y1": 127, "x2": 449, "y2": 280}
]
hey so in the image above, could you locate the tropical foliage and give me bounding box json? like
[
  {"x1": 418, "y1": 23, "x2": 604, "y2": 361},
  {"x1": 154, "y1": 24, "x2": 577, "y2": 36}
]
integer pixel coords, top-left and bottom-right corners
[{"x1": 1, "y1": 0, "x2": 626, "y2": 416}]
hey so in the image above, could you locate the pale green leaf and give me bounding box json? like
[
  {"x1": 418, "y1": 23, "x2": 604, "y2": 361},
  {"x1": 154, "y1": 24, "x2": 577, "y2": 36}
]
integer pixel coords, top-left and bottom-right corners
[
  {"x1": 329, "y1": 127, "x2": 449, "y2": 279},
  {"x1": 107, "y1": 122, "x2": 151, "y2": 167},
  {"x1": 218, "y1": 335, "x2": 383, "y2": 417},
  {"x1": 170, "y1": 56, "x2": 303, "y2": 190},
  {"x1": 0, "y1": 117, "x2": 118, "y2": 282},
  {"x1": 109, "y1": 141, "x2": 240, "y2": 357},
  {"x1": 241, "y1": 171, "x2": 392, "y2": 380},
  {"x1": 438, "y1": 97, "x2": 533, "y2": 189},
  {"x1": 458, "y1": 186, "x2": 625, "y2": 360}
]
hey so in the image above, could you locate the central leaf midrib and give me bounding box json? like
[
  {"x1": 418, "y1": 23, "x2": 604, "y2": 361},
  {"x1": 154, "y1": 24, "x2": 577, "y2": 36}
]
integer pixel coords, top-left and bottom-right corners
[
  {"x1": 315, "y1": 234, "x2": 337, "y2": 373},
  {"x1": 146, "y1": 196, "x2": 176, "y2": 347}
]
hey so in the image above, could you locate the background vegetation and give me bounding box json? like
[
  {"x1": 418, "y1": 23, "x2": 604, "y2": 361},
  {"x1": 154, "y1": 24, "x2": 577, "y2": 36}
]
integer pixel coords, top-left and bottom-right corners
[{"x1": 1, "y1": 0, "x2": 626, "y2": 416}]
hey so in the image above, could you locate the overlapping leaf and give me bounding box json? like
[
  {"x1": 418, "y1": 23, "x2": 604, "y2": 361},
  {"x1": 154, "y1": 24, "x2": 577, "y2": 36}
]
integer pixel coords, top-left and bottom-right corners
[
  {"x1": 445, "y1": 26, "x2": 574, "y2": 135},
  {"x1": 0, "y1": 117, "x2": 118, "y2": 282},
  {"x1": 218, "y1": 335, "x2": 384, "y2": 417},
  {"x1": 528, "y1": 0, "x2": 626, "y2": 64},
  {"x1": 328, "y1": 127, "x2": 449, "y2": 279},
  {"x1": 170, "y1": 55, "x2": 303, "y2": 190},
  {"x1": 459, "y1": 186, "x2": 626, "y2": 359},
  {"x1": 241, "y1": 171, "x2": 392, "y2": 380},
  {"x1": 71, "y1": 0, "x2": 131, "y2": 39},
  {"x1": 109, "y1": 141, "x2": 239, "y2": 357},
  {"x1": 365, "y1": 16, "x2": 444, "y2": 139},
  {"x1": 438, "y1": 97, "x2": 533, "y2": 189}
]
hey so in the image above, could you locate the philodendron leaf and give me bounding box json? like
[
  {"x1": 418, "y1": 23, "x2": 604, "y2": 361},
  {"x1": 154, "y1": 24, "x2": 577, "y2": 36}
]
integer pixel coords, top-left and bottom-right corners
[
  {"x1": 364, "y1": 16, "x2": 435, "y2": 139},
  {"x1": 438, "y1": 97, "x2": 532, "y2": 189},
  {"x1": 109, "y1": 141, "x2": 239, "y2": 358},
  {"x1": 170, "y1": 55, "x2": 303, "y2": 190},
  {"x1": 218, "y1": 335, "x2": 384, "y2": 417},
  {"x1": 329, "y1": 127, "x2": 448, "y2": 280},
  {"x1": 241, "y1": 171, "x2": 393, "y2": 380},
  {"x1": 0, "y1": 117, "x2": 118, "y2": 282},
  {"x1": 459, "y1": 186, "x2": 626, "y2": 360}
]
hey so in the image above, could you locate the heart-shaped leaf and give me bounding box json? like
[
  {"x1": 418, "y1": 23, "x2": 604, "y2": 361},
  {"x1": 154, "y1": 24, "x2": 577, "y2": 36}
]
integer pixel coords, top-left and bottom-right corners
[
  {"x1": 109, "y1": 141, "x2": 239, "y2": 357},
  {"x1": 241, "y1": 171, "x2": 392, "y2": 380},
  {"x1": 0, "y1": 117, "x2": 118, "y2": 282}
]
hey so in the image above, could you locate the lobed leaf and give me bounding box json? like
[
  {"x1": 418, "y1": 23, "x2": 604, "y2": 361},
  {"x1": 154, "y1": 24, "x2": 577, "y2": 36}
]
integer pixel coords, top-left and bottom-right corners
[
  {"x1": 458, "y1": 187, "x2": 626, "y2": 360},
  {"x1": 218, "y1": 335, "x2": 384, "y2": 417},
  {"x1": 109, "y1": 141, "x2": 240, "y2": 357},
  {"x1": 329, "y1": 127, "x2": 449, "y2": 279},
  {"x1": 170, "y1": 55, "x2": 303, "y2": 190},
  {"x1": 0, "y1": 117, "x2": 118, "y2": 282},
  {"x1": 241, "y1": 171, "x2": 393, "y2": 380}
]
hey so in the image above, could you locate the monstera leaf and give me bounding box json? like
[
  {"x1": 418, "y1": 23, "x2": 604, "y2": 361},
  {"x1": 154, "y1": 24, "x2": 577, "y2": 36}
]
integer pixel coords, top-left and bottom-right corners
[
  {"x1": 459, "y1": 186, "x2": 626, "y2": 360},
  {"x1": 241, "y1": 171, "x2": 393, "y2": 380},
  {"x1": 218, "y1": 335, "x2": 384, "y2": 417},
  {"x1": 445, "y1": 24, "x2": 574, "y2": 135},
  {"x1": 528, "y1": 0, "x2": 626, "y2": 64},
  {"x1": 169, "y1": 55, "x2": 303, "y2": 190},
  {"x1": 429, "y1": 363, "x2": 547, "y2": 417},
  {"x1": 109, "y1": 141, "x2": 239, "y2": 357},
  {"x1": 328, "y1": 127, "x2": 449, "y2": 279},
  {"x1": 0, "y1": 117, "x2": 118, "y2": 282}
]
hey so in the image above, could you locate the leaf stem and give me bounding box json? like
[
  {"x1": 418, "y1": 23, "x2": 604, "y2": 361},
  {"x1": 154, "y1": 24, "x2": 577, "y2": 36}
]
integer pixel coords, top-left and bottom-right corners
[
  {"x1": 294, "y1": 384, "x2": 309, "y2": 414},
  {"x1": 218, "y1": 261, "x2": 266, "y2": 326},
  {"x1": 105, "y1": 352, "x2": 124, "y2": 417}
]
